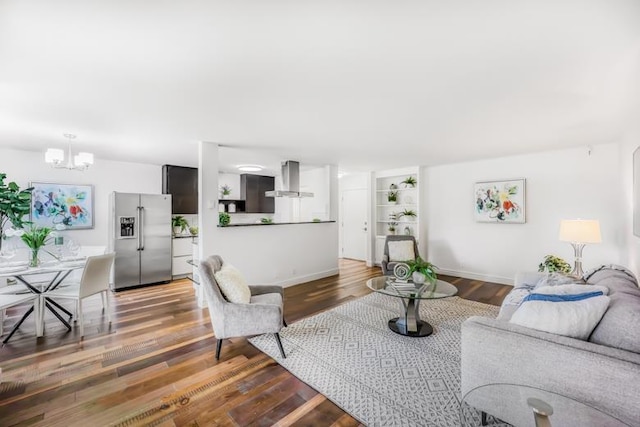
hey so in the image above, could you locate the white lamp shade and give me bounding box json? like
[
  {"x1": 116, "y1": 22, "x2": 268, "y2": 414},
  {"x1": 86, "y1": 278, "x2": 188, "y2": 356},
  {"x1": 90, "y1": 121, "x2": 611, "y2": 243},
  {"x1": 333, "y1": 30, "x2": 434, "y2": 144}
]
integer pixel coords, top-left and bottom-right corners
[
  {"x1": 75, "y1": 152, "x2": 94, "y2": 166},
  {"x1": 559, "y1": 219, "x2": 602, "y2": 243},
  {"x1": 45, "y1": 148, "x2": 64, "y2": 164}
]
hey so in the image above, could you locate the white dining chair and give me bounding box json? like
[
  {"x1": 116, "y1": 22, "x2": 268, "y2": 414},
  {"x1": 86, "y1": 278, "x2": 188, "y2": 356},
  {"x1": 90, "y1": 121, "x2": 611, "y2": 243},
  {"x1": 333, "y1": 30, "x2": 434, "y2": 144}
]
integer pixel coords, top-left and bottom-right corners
[
  {"x1": 1, "y1": 293, "x2": 40, "y2": 341},
  {"x1": 42, "y1": 253, "x2": 115, "y2": 338}
]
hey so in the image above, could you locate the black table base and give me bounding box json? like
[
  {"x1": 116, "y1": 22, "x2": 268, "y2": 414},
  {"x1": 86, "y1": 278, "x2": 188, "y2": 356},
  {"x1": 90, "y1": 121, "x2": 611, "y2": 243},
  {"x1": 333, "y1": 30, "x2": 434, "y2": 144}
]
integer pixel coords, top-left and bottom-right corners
[{"x1": 388, "y1": 317, "x2": 434, "y2": 337}]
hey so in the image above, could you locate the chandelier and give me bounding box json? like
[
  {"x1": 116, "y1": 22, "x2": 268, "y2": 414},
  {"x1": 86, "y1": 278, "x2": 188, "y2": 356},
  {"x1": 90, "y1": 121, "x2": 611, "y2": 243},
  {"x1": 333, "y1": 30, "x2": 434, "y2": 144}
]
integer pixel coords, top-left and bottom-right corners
[{"x1": 45, "y1": 133, "x2": 94, "y2": 171}]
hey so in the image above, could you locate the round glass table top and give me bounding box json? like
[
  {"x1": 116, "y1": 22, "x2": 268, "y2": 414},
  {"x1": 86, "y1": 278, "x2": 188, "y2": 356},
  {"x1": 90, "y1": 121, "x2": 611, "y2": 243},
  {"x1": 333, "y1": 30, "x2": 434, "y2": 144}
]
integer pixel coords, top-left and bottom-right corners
[
  {"x1": 460, "y1": 383, "x2": 632, "y2": 427},
  {"x1": 366, "y1": 276, "x2": 458, "y2": 299}
]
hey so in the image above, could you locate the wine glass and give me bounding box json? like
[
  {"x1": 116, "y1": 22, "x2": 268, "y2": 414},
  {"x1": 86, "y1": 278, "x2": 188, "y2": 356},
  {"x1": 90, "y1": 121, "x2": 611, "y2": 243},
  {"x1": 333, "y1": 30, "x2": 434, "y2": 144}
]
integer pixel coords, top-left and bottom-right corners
[
  {"x1": 66, "y1": 239, "x2": 80, "y2": 258},
  {"x1": 0, "y1": 246, "x2": 16, "y2": 264}
]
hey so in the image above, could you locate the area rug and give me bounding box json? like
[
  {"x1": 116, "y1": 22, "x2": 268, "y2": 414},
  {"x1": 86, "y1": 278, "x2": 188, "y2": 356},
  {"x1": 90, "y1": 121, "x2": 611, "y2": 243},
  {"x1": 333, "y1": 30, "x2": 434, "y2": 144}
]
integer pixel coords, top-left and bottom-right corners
[{"x1": 249, "y1": 292, "x2": 500, "y2": 427}]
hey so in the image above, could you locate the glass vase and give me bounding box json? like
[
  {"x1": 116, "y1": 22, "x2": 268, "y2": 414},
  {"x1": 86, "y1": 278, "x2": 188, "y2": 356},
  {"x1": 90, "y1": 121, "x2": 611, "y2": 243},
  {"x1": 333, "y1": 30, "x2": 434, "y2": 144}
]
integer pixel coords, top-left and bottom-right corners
[{"x1": 29, "y1": 248, "x2": 40, "y2": 267}]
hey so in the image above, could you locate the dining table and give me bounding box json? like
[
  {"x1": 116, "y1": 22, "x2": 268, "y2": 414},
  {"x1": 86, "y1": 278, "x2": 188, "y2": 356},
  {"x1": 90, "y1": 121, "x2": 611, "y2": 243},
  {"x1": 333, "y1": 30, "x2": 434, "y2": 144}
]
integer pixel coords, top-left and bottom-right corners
[{"x1": 0, "y1": 257, "x2": 87, "y2": 343}]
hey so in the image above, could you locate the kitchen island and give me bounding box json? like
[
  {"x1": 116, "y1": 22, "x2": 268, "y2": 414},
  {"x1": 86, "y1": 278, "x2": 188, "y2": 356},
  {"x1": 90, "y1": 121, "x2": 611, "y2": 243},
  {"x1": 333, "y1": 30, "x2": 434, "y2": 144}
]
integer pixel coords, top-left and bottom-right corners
[
  {"x1": 218, "y1": 220, "x2": 336, "y2": 227},
  {"x1": 205, "y1": 220, "x2": 338, "y2": 287}
]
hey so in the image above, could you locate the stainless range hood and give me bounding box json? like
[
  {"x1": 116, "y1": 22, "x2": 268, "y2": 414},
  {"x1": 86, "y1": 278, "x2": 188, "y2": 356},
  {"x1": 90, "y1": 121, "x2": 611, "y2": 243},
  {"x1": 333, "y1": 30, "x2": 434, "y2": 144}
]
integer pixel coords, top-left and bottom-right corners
[{"x1": 265, "y1": 160, "x2": 314, "y2": 198}]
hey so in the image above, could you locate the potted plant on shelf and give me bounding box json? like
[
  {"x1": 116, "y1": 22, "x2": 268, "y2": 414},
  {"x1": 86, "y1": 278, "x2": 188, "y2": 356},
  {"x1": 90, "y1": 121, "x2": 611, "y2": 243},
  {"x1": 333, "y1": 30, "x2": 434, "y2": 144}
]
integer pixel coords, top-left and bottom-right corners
[
  {"x1": 401, "y1": 176, "x2": 417, "y2": 188},
  {"x1": 406, "y1": 256, "x2": 437, "y2": 285},
  {"x1": 172, "y1": 215, "x2": 189, "y2": 236},
  {"x1": 0, "y1": 173, "x2": 33, "y2": 253},
  {"x1": 387, "y1": 191, "x2": 398, "y2": 204},
  {"x1": 220, "y1": 184, "x2": 232, "y2": 199},
  {"x1": 188, "y1": 226, "x2": 198, "y2": 236},
  {"x1": 399, "y1": 209, "x2": 417, "y2": 219},
  {"x1": 219, "y1": 212, "x2": 231, "y2": 226},
  {"x1": 538, "y1": 255, "x2": 572, "y2": 274},
  {"x1": 388, "y1": 222, "x2": 397, "y2": 235}
]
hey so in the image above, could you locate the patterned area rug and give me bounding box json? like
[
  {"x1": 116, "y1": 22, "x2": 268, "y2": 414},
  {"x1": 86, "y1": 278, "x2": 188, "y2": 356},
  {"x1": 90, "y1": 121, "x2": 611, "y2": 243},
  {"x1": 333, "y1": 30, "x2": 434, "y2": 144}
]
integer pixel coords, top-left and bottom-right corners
[{"x1": 249, "y1": 292, "x2": 500, "y2": 427}]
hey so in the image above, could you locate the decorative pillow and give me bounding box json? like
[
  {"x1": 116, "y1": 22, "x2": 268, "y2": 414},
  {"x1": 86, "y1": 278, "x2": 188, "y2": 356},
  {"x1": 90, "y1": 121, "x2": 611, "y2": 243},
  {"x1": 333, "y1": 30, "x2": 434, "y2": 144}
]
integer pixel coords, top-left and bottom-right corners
[
  {"x1": 388, "y1": 241, "x2": 415, "y2": 262},
  {"x1": 213, "y1": 264, "x2": 251, "y2": 304},
  {"x1": 535, "y1": 272, "x2": 586, "y2": 288},
  {"x1": 509, "y1": 284, "x2": 610, "y2": 340}
]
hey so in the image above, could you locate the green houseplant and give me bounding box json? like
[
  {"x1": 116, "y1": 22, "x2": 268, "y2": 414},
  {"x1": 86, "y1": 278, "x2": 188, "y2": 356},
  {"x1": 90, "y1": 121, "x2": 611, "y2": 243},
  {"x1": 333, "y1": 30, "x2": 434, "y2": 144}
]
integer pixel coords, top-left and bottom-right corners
[
  {"x1": 387, "y1": 191, "x2": 398, "y2": 204},
  {"x1": 538, "y1": 255, "x2": 572, "y2": 274},
  {"x1": 220, "y1": 184, "x2": 232, "y2": 199},
  {"x1": 401, "y1": 176, "x2": 417, "y2": 188},
  {"x1": 219, "y1": 212, "x2": 231, "y2": 226},
  {"x1": 406, "y1": 256, "x2": 437, "y2": 285},
  {"x1": 0, "y1": 173, "x2": 33, "y2": 252},
  {"x1": 399, "y1": 209, "x2": 417, "y2": 219},
  {"x1": 20, "y1": 226, "x2": 59, "y2": 267},
  {"x1": 188, "y1": 226, "x2": 198, "y2": 236},
  {"x1": 172, "y1": 215, "x2": 189, "y2": 235}
]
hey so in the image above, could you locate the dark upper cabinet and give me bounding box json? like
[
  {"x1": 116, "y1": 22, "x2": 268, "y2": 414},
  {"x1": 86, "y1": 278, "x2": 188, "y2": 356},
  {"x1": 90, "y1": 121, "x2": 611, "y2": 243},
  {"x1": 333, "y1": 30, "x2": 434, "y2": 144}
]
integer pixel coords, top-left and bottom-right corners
[
  {"x1": 162, "y1": 165, "x2": 198, "y2": 214},
  {"x1": 241, "y1": 174, "x2": 275, "y2": 213}
]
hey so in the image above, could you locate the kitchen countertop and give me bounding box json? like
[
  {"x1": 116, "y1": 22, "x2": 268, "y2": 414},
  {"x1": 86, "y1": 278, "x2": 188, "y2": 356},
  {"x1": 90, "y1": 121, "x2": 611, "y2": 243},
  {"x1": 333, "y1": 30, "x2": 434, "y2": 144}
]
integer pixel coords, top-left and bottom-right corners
[{"x1": 218, "y1": 220, "x2": 336, "y2": 228}]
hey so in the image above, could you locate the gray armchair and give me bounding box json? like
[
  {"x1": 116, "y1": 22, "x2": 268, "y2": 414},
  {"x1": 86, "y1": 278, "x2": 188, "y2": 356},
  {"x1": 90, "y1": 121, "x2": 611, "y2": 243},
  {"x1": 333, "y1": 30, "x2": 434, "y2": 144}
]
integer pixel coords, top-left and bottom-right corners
[
  {"x1": 199, "y1": 255, "x2": 287, "y2": 360},
  {"x1": 381, "y1": 235, "x2": 419, "y2": 275}
]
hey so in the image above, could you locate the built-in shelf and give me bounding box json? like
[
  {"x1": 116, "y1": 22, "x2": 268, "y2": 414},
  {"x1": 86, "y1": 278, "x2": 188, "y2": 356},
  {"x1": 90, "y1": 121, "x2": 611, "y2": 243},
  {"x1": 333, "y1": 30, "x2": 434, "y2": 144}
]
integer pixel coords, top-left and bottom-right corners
[{"x1": 376, "y1": 188, "x2": 417, "y2": 192}]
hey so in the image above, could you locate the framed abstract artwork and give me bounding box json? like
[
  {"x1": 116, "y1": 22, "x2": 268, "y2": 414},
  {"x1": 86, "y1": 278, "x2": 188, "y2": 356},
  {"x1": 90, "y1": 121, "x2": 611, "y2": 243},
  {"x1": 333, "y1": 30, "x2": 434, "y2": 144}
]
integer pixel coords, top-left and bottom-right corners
[
  {"x1": 474, "y1": 179, "x2": 526, "y2": 223},
  {"x1": 30, "y1": 182, "x2": 94, "y2": 229}
]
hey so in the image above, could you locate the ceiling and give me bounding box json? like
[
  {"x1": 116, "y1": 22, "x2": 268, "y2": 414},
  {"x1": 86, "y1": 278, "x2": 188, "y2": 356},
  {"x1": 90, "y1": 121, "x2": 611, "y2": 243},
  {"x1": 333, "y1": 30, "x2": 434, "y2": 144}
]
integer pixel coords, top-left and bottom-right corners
[{"x1": 1, "y1": 0, "x2": 639, "y2": 172}]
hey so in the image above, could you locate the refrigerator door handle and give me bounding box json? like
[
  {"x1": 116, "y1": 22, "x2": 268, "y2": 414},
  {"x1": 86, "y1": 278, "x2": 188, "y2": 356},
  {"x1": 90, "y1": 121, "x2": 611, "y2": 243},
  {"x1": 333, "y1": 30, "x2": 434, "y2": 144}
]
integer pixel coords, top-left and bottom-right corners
[
  {"x1": 136, "y1": 206, "x2": 142, "y2": 251},
  {"x1": 139, "y1": 206, "x2": 145, "y2": 251}
]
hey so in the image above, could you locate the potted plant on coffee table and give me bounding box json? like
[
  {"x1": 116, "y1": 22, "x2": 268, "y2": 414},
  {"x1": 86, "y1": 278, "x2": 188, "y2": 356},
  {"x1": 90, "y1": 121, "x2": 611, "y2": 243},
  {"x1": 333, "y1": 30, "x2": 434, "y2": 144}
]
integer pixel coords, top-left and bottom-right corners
[{"x1": 406, "y1": 257, "x2": 437, "y2": 285}]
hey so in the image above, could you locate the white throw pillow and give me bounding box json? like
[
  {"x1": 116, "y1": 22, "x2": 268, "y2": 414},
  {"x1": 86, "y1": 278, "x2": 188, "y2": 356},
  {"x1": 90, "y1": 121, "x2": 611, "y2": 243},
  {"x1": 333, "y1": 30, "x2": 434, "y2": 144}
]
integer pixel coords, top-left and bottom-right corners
[
  {"x1": 214, "y1": 264, "x2": 251, "y2": 304},
  {"x1": 388, "y1": 241, "x2": 415, "y2": 262},
  {"x1": 510, "y1": 284, "x2": 610, "y2": 340}
]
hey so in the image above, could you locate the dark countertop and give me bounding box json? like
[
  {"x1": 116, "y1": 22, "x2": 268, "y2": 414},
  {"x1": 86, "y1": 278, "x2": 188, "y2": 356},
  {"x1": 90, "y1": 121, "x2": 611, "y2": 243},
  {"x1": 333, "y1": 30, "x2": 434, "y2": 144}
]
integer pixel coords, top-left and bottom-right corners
[{"x1": 218, "y1": 220, "x2": 336, "y2": 228}]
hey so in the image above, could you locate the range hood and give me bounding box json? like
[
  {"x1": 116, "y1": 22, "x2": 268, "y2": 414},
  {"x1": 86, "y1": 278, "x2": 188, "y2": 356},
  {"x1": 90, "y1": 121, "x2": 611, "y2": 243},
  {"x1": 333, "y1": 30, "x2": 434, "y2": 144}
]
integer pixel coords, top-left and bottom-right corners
[{"x1": 265, "y1": 160, "x2": 314, "y2": 198}]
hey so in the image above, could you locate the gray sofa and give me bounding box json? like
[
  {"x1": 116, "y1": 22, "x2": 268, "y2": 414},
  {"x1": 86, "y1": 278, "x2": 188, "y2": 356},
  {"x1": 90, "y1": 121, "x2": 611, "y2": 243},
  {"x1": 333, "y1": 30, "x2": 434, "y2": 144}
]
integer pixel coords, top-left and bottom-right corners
[{"x1": 461, "y1": 266, "x2": 640, "y2": 426}]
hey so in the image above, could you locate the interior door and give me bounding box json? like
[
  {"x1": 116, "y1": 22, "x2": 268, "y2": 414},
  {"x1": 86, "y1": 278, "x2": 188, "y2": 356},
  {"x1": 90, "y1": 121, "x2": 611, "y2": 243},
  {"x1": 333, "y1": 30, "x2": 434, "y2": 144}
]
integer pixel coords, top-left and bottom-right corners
[{"x1": 341, "y1": 188, "x2": 367, "y2": 260}]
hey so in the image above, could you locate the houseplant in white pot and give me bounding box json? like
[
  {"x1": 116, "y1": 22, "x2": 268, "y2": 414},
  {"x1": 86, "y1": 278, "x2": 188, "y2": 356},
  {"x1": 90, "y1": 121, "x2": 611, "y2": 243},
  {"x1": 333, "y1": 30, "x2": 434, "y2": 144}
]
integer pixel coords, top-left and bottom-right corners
[{"x1": 407, "y1": 257, "x2": 437, "y2": 285}]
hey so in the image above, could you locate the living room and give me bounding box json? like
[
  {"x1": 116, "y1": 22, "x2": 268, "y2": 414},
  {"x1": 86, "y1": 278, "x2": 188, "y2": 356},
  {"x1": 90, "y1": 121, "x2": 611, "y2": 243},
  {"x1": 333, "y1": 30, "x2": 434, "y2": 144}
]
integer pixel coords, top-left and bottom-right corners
[{"x1": 1, "y1": 1, "x2": 640, "y2": 426}]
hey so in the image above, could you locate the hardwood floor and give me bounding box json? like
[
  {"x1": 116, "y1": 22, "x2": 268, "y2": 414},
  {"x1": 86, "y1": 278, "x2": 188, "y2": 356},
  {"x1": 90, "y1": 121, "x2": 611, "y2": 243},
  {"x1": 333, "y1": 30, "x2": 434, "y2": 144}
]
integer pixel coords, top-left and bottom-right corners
[{"x1": 0, "y1": 260, "x2": 510, "y2": 426}]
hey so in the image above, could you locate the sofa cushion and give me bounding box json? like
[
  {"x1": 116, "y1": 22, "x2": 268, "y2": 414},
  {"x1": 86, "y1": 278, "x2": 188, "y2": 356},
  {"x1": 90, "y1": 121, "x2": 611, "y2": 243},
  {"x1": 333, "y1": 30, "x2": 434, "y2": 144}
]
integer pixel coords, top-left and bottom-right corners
[
  {"x1": 509, "y1": 284, "x2": 610, "y2": 340},
  {"x1": 584, "y1": 265, "x2": 640, "y2": 353},
  {"x1": 214, "y1": 264, "x2": 251, "y2": 304},
  {"x1": 387, "y1": 241, "x2": 415, "y2": 262}
]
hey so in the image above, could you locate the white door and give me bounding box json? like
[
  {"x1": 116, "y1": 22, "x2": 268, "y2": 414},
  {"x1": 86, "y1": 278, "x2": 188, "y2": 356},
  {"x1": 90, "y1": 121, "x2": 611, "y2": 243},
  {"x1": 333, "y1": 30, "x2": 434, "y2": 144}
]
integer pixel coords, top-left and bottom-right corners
[{"x1": 341, "y1": 189, "x2": 367, "y2": 260}]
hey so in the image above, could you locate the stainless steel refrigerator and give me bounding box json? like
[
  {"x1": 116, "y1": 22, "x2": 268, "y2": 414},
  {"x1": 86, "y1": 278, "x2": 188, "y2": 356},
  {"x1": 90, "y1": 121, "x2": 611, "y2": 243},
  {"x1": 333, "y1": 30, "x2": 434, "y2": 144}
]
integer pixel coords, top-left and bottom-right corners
[{"x1": 109, "y1": 192, "x2": 172, "y2": 290}]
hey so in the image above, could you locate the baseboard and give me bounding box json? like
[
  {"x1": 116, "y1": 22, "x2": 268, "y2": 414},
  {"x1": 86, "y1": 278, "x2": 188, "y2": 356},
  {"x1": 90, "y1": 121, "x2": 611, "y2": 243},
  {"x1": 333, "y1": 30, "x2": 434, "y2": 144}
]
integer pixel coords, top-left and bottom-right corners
[
  {"x1": 264, "y1": 268, "x2": 341, "y2": 288},
  {"x1": 437, "y1": 268, "x2": 514, "y2": 286}
]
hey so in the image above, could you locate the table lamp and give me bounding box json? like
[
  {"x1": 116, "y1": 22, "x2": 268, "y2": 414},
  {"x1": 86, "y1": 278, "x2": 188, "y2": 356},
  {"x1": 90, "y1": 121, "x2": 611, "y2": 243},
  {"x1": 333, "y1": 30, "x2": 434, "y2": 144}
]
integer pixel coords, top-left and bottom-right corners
[{"x1": 558, "y1": 219, "x2": 601, "y2": 277}]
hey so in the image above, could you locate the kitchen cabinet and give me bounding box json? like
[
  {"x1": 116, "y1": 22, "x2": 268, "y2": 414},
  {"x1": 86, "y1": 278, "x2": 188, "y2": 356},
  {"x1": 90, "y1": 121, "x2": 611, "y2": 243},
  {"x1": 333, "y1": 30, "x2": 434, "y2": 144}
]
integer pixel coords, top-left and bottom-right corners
[
  {"x1": 172, "y1": 237, "x2": 193, "y2": 277},
  {"x1": 241, "y1": 174, "x2": 275, "y2": 213}
]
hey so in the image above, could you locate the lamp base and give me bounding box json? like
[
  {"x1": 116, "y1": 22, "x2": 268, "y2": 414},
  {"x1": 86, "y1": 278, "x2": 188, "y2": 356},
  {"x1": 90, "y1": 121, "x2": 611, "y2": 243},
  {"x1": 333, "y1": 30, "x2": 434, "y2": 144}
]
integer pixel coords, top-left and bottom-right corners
[{"x1": 570, "y1": 243, "x2": 586, "y2": 278}]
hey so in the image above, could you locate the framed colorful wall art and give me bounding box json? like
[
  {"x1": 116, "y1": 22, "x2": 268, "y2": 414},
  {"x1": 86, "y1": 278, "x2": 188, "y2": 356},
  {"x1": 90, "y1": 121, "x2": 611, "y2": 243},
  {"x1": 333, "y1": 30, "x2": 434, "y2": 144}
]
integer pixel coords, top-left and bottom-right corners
[
  {"x1": 474, "y1": 179, "x2": 526, "y2": 223},
  {"x1": 30, "y1": 182, "x2": 94, "y2": 230}
]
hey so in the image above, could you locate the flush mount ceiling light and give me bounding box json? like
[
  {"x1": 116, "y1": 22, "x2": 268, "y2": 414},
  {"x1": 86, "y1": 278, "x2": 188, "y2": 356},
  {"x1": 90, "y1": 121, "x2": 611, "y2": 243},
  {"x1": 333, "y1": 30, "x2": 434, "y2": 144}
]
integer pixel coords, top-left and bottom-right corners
[
  {"x1": 45, "y1": 133, "x2": 94, "y2": 171},
  {"x1": 237, "y1": 164, "x2": 264, "y2": 172}
]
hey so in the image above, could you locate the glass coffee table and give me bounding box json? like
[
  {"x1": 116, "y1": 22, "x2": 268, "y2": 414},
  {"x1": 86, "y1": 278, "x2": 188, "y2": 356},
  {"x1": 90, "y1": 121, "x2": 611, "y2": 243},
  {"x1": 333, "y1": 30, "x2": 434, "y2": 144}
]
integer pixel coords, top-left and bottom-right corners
[
  {"x1": 366, "y1": 276, "x2": 457, "y2": 337},
  {"x1": 460, "y1": 383, "x2": 632, "y2": 427}
]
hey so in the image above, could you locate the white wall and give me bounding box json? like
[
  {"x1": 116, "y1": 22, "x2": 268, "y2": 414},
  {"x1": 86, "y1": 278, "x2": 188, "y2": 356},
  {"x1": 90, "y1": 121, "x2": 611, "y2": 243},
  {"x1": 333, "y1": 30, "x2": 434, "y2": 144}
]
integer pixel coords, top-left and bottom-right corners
[
  {"x1": 424, "y1": 143, "x2": 623, "y2": 284},
  {"x1": 199, "y1": 143, "x2": 339, "y2": 287},
  {"x1": 0, "y1": 147, "x2": 161, "y2": 247}
]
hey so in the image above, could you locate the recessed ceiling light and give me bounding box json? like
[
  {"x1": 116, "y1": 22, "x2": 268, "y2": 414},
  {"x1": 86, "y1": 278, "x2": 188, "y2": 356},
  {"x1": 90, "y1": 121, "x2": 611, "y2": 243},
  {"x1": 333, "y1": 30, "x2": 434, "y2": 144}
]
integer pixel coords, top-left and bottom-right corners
[{"x1": 237, "y1": 164, "x2": 264, "y2": 172}]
